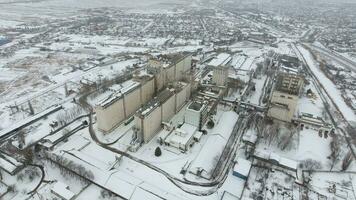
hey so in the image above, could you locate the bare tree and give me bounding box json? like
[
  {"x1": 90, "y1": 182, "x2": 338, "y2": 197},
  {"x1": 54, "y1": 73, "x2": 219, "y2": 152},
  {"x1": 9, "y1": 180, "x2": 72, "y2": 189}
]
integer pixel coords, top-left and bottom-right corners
[
  {"x1": 329, "y1": 135, "x2": 341, "y2": 170},
  {"x1": 341, "y1": 151, "x2": 353, "y2": 171},
  {"x1": 299, "y1": 159, "x2": 322, "y2": 171}
]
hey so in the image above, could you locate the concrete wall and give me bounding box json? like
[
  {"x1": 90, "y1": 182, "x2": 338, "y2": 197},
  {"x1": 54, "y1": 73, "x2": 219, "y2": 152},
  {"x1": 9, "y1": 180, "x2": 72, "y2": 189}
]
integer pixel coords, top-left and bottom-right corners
[
  {"x1": 185, "y1": 109, "x2": 201, "y2": 128},
  {"x1": 124, "y1": 88, "x2": 141, "y2": 117},
  {"x1": 96, "y1": 98, "x2": 125, "y2": 133},
  {"x1": 212, "y1": 67, "x2": 228, "y2": 86},
  {"x1": 175, "y1": 61, "x2": 184, "y2": 81},
  {"x1": 175, "y1": 83, "x2": 190, "y2": 111},
  {"x1": 140, "y1": 78, "x2": 155, "y2": 104},
  {"x1": 165, "y1": 65, "x2": 175, "y2": 83},
  {"x1": 143, "y1": 106, "x2": 162, "y2": 143},
  {"x1": 155, "y1": 72, "x2": 165, "y2": 92},
  {"x1": 175, "y1": 55, "x2": 192, "y2": 81},
  {"x1": 161, "y1": 94, "x2": 176, "y2": 122},
  {"x1": 183, "y1": 55, "x2": 192, "y2": 72}
]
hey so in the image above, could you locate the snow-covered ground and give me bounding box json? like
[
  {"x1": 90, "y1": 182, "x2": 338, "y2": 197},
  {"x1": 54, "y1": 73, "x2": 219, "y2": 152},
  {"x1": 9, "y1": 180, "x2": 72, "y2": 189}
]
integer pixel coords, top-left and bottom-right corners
[{"x1": 296, "y1": 45, "x2": 356, "y2": 124}]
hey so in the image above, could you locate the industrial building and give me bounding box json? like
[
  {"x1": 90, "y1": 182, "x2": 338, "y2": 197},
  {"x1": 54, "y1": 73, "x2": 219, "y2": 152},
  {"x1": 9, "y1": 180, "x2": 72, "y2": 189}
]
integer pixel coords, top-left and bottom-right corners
[
  {"x1": 157, "y1": 101, "x2": 207, "y2": 152},
  {"x1": 208, "y1": 53, "x2": 231, "y2": 87},
  {"x1": 184, "y1": 101, "x2": 209, "y2": 130},
  {"x1": 96, "y1": 53, "x2": 192, "y2": 134},
  {"x1": 134, "y1": 82, "x2": 191, "y2": 143},
  {"x1": 212, "y1": 65, "x2": 229, "y2": 86},
  {"x1": 268, "y1": 73, "x2": 304, "y2": 122},
  {"x1": 164, "y1": 123, "x2": 199, "y2": 152},
  {"x1": 148, "y1": 53, "x2": 192, "y2": 92},
  {"x1": 95, "y1": 75, "x2": 155, "y2": 133},
  {"x1": 208, "y1": 53, "x2": 232, "y2": 68}
]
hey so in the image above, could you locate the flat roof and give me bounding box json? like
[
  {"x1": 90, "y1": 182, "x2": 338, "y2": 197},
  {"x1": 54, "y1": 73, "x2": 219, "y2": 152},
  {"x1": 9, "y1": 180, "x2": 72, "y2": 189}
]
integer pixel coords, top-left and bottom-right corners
[
  {"x1": 208, "y1": 53, "x2": 231, "y2": 67},
  {"x1": 97, "y1": 80, "x2": 140, "y2": 108},
  {"x1": 166, "y1": 123, "x2": 197, "y2": 145},
  {"x1": 51, "y1": 182, "x2": 75, "y2": 200},
  {"x1": 233, "y1": 158, "x2": 252, "y2": 177},
  {"x1": 274, "y1": 72, "x2": 303, "y2": 95},
  {"x1": 188, "y1": 102, "x2": 203, "y2": 111}
]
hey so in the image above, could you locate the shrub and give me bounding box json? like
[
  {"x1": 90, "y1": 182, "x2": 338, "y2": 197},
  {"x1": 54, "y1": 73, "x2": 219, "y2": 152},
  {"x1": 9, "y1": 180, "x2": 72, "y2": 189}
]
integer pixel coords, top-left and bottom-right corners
[{"x1": 154, "y1": 147, "x2": 162, "y2": 157}]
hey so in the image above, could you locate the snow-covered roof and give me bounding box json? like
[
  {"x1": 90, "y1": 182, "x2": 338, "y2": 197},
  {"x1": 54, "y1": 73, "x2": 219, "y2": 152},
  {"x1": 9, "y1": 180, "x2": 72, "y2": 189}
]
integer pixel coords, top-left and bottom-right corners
[
  {"x1": 189, "y1": 111, "x2": 238, "y2": 179},
  {"x1": 233, "y1": 158, "x2": 252, "y2": 177},
  {"x1": 254, "y1": 150, "x2": 298, "y2": 170},
  {"x1": 96, "y1": 80, "x2": 140, "y2": 108},
  {"x1": 0, "y1": 154, "x2": 23, "y2": 174},
  {"x1": 165, "y1": 123, "x2": 197, "y2": 146},
  {"x1": 242, "y1": 129, "x2": 258, "y2": 144},
  {"x1": 51, "y1": 182, "x2": 75, "y2": 200},
  {"x1": 208, "y1": 53, "x2": 231, "y2": 67},
  {"x1": 0, "y1": 105, "x2": 62, "y2": 139}
]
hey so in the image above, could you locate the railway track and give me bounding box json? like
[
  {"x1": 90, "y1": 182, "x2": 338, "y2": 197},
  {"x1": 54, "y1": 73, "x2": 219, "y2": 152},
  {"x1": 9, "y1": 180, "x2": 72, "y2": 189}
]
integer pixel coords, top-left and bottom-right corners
[{"x1": 292, "y1": 42, "x2": 356, "y2": 160}]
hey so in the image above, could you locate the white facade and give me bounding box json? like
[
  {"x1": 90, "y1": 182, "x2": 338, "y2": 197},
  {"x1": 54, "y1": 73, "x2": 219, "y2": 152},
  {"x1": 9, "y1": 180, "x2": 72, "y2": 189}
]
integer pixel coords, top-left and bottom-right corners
[{"x1": 185, "y1": 101, "x2": 208, "y2": 129}]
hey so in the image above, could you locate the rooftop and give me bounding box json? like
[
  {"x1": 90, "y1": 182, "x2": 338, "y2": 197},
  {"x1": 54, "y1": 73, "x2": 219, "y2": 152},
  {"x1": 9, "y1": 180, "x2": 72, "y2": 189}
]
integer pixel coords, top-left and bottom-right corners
[
  {"x1": 208, "y1": 53, "x2": 232, "y2": 67},
  {"x1": 51, "y1": 182, "x2": 75, "y2": 200},
  {"x1": 188, "y1": 102, "x2": 203, "y2": 112},
  {"x1": 274, "y1": 72, "x2": 303, "y2": 95},
  {"x1": 97, "y1": 80, "x2": 140, "y2": 108}
]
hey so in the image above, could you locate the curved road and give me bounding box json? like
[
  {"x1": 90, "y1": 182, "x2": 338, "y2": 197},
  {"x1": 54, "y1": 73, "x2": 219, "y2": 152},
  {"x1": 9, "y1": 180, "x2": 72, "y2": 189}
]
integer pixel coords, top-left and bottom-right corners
[{"x1": 79, "y1": 93, "x2": 249, "y2": 196}]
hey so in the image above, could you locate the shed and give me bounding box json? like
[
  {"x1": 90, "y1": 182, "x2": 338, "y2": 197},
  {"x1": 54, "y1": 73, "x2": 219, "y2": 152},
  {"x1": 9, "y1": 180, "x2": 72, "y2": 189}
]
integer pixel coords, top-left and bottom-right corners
[
  {"x1": 232, "y1": 158, "x2": 251, "y2": 180},
  {"x1": 193, "y1": 131, "x2": 203, "y2": 142}
]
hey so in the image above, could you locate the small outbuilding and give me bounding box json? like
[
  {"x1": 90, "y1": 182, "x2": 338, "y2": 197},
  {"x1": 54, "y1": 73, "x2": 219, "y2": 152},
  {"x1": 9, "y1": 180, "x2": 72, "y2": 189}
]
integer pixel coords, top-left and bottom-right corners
[{"x1": 232, "y1": 158, "x2": 252, "y2": 181}]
